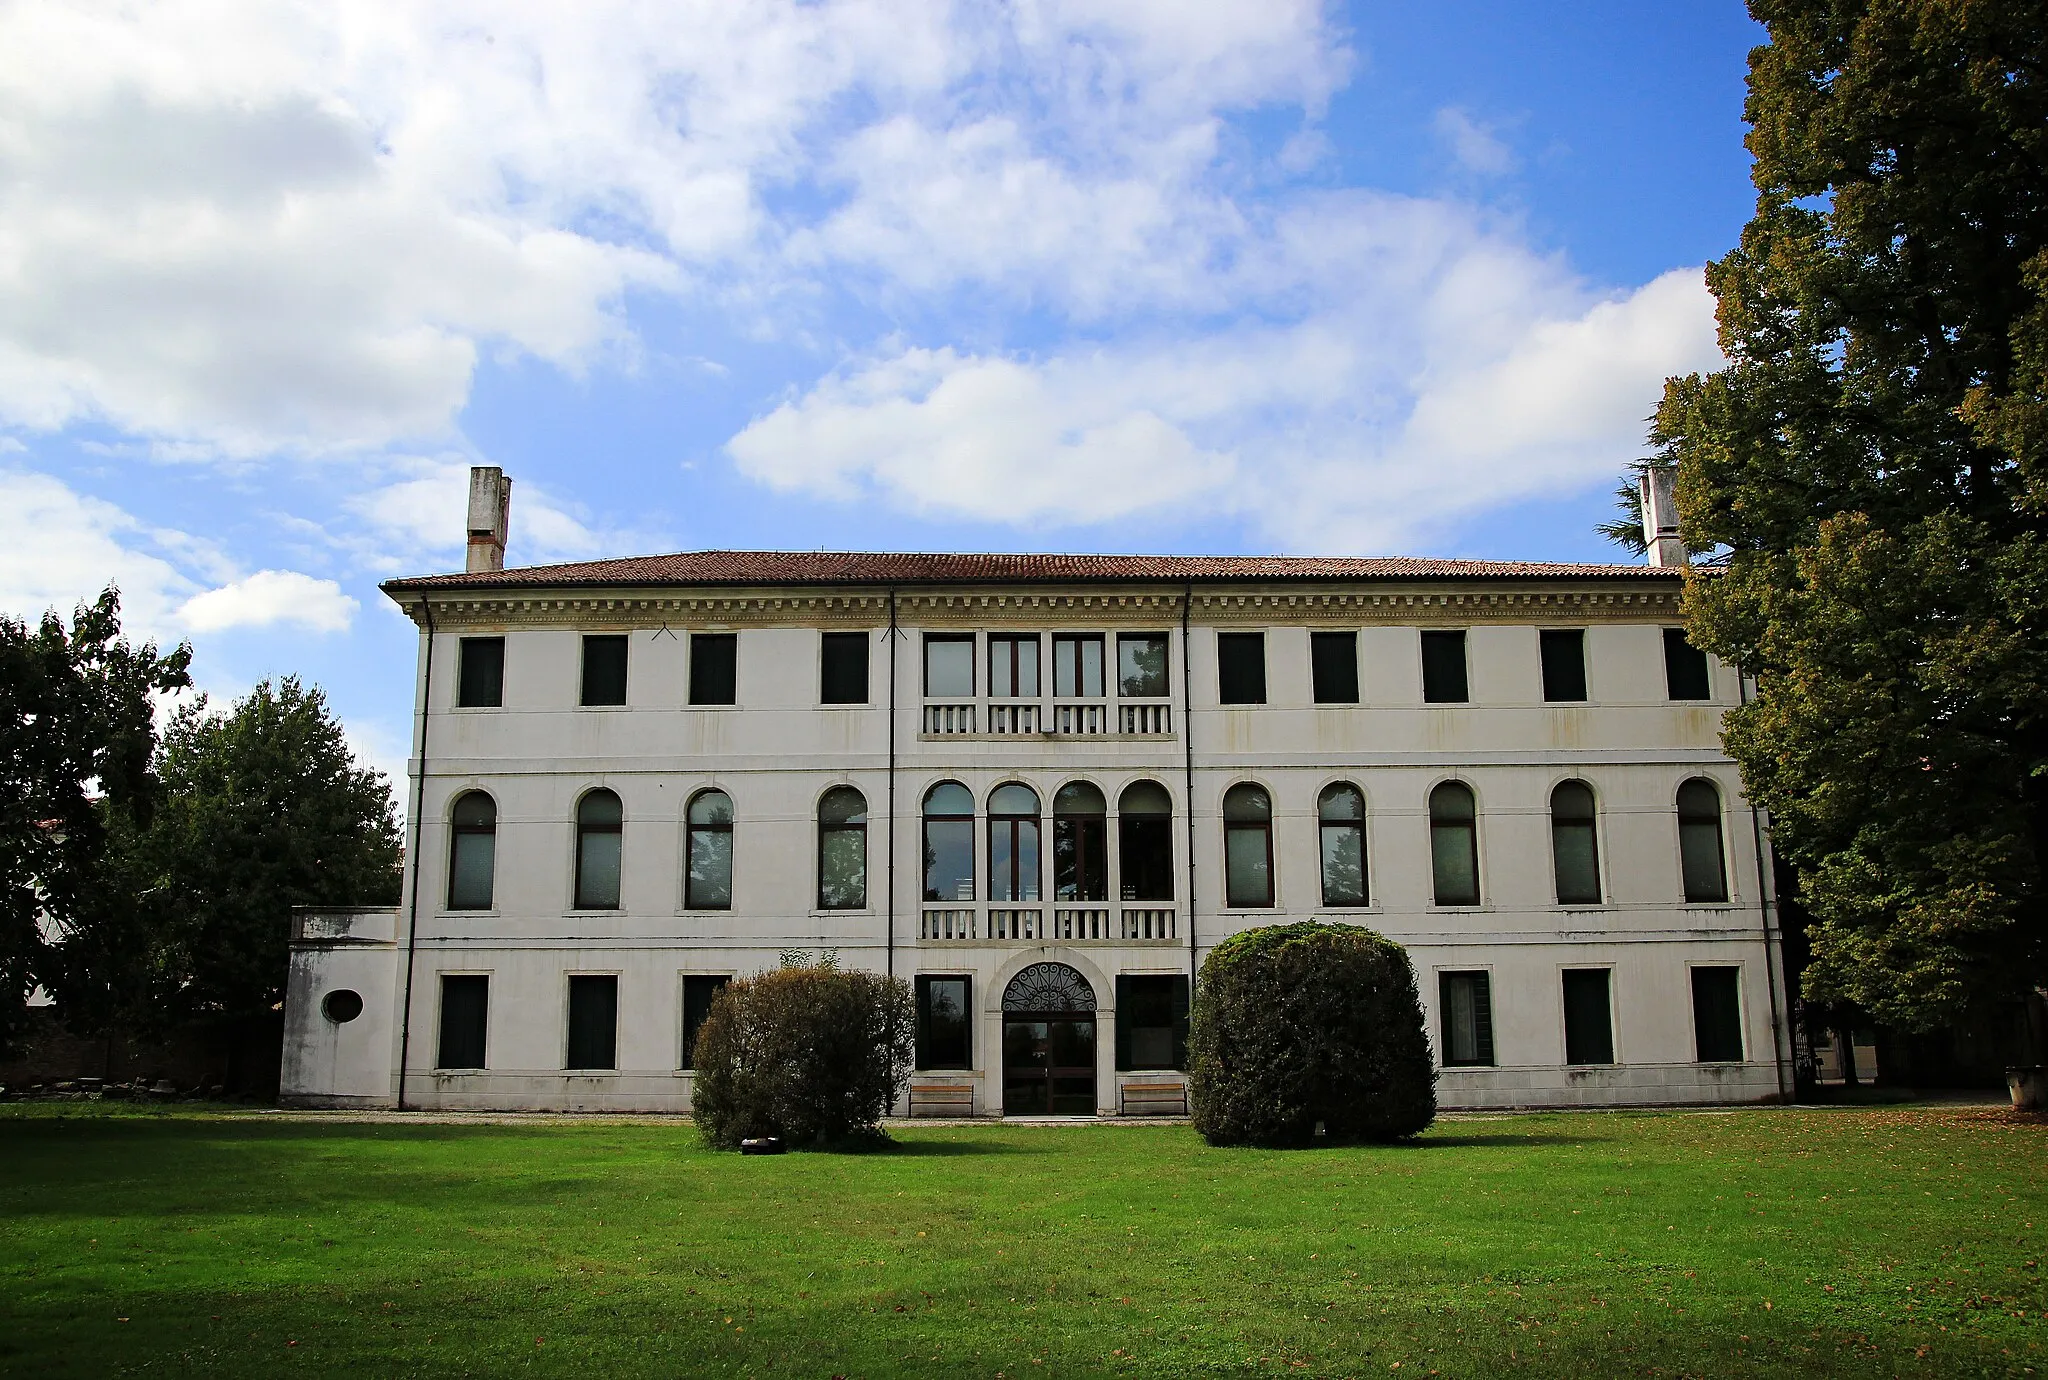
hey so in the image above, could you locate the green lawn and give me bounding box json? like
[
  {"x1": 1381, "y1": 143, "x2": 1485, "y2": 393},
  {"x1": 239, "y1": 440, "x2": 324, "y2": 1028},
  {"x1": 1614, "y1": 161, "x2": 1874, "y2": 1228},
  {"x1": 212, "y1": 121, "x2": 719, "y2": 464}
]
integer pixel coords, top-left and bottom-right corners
[{"x1": 0, "y1": 1105, "x2": 2043, "y2": 1377}]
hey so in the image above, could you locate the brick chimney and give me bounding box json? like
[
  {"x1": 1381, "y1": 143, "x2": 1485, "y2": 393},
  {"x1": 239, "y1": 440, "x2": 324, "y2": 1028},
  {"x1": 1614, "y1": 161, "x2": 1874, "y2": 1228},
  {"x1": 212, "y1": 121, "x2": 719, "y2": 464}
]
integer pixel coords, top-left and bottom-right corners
[
  {"x1": 466, "y1": 466, "x2": 512, "y2": 573},
  {"x1": 1639, "y1": 465, "x2": 1685, "y2": 569}
]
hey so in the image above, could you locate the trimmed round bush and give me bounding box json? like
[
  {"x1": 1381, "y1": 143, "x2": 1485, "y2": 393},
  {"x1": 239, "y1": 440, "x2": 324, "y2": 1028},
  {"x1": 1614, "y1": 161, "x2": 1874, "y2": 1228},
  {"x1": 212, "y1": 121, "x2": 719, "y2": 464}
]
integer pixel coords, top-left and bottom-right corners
[
  {"x1": 1189, "y1": 923, "x2": 1436, "y2": 1146},
  {"x1": 691, "y1": 966, "x2": 913, "y2": 1150}
]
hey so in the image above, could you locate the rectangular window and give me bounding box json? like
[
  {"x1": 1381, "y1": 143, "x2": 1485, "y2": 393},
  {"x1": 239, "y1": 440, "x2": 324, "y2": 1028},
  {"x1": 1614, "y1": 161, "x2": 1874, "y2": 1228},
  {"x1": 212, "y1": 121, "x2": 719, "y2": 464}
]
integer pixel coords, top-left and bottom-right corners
[
  {"x1": 689, "y1": 633, "x2": 738, "y2": 705},
  {"x1": 1117, "y1": 633, "x2": 1169, "y2": 698},
  {"x1": 1420, "y1": 630, "x2": 1469, "y2": 703},
  {"x1": 915, "y1": 975, "x2": 972, "y2": 1070},
  {"x1": 1439, "y1": 971, "x2": 1495, "y2": 1067},
  {"x1": 1216, "y1": 632, "x2": 1266, "y2": 705},
  {"x1": 989, "y1": 634, "x2": 1040, "y2": 698},
  {"x1": 1310, "y1": 630, "x2": 1359, "y2": 704},
  {"x1": 436, "y1": 974, "x2": 489, "y2": 1070},
  {"x1": 1562, "y1": 968, "x2": 1615, "y2": 1065},
  {"x1": 1539, "y1": 629, "x2": 1587, "y2": 702},
  {"x1": 1053, "y1": 634, "x2": 1105, "y2": 697},
  {"x1": 1691, "y1": 967, "x2": 1744, "y2": 1062},
  {"x1": 924, "y1": 634, "x2": 974, "y2": 697},
  {"x1": 681, "y1": 974, "x2": 729, "y2": 1069},
  {"x1": 820, "y1": 632, "x2": 869, "y2": 704},
  {"x1": 1664, "y1": 627, "x2": 1711, "y2": 700},
  {"x1": 580, "y1": 635, "x2": 627, "y2": 707},
  {"x1": 457, "y1": 637, "x2": 505, "y2": 708},
  {"x1": 565, "y1": 974, "x2": 619, "y2": 1070},
  {"x1": 1116, "y1": 975, "x2": 1189, "y2": 1071}
]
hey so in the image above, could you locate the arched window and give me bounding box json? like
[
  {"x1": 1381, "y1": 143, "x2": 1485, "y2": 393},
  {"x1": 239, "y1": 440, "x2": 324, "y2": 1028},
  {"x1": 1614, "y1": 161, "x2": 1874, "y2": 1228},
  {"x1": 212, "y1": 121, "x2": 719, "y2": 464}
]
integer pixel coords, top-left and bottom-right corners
[
  {"x1": 1118, "y1": 781, "x2": 1174, "y2": 901},
  {"x1": 685, "y1": 789, "x2": 734, "y2": 910},
  {"x1": 817, "y1": 787, "x2": 868, "y2": 909},
  {"x1": 447, "y1": 791, "x2": 497, "y2": 910},
  {"x1": 1429, "y1": 781, "x2": 1480, "y2": 907},
  {"x1": 1222, "y1": 784, "x2": 1274, "y2": 907},
  {"x1": 574, "y1": 789, "x2": 623, "y2": 910},
  {"x1": 1550, "y1": 780, "x2": 1602, "y2": 905},
  {"x1": 923, "y1": 781, "x2": 975, "y2": 902},
  {"x1": 988, "y1": 783, "x2": 1042, "y2": 902},
  {"x1": 1318, "y1": 782, "x2": 1367, "y2": 907},
  {"x1": 1053, "y1": 781, "x2": 1108, "y2": 902},
  {"x1": 1677, "y1": 778, "x2": 1728, "y2": 902}
]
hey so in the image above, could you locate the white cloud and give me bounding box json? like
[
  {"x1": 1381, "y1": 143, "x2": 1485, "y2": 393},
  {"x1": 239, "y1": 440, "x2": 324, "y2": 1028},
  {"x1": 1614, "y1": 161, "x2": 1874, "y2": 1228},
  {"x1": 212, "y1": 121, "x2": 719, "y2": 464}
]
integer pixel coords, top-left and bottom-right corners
[
  {"x1": 0, "y1": 1, "x2": 1345, "y2": 455},
  {"x1": 1434, "y1": 107, "x2": 1517, "y2": 177},
  {"x1": 730, "y1": 240, "x2": 1722, "y2": 551},
  {"x1": 0, "y1": 469, "x2": 200, "y2": 634},
  {"x1": 177, "y1": 570, "x2": 357, "y2": 634}
]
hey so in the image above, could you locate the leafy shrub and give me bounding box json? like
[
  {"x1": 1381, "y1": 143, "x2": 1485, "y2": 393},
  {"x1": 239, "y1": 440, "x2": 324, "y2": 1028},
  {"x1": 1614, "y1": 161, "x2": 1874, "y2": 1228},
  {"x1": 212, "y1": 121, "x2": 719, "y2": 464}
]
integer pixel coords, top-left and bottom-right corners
[
  {"x1": 691, "y1": 965, "x2": 913, "y2": 1150},
  {"x1": 1189, "y1": 923, "x2": 1435, "y2": 1146}
]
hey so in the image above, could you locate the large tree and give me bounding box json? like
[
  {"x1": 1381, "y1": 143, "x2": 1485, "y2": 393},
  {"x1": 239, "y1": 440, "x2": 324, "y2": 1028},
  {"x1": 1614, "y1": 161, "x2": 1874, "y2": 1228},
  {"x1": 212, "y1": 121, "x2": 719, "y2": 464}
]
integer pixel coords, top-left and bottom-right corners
[
  {"x1": 105, "y1": 677, "x2": 403, "y2": 1024},
  {"x1": 0, "y1": 590, "x2": 190, "y2": 1045},
  {"x1": 1649, "y1": 0, "x2": 2048, "y2": 1028}
]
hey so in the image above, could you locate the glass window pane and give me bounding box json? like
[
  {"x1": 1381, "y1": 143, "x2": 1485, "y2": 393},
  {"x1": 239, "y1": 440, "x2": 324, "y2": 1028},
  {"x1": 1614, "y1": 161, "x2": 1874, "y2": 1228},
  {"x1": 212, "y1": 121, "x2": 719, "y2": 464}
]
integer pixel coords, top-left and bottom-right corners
[
  {"x1": 821, "y1": 632, "x2": 869, "y2": 704},
  {"x1": 1562, "y1": 969, "x2": 1614, "y2": 1064},
  {"x1": 925, "y1": 781, "x2": 973, "y2": 815},
  {"x1": 1318, "y1": 783, "x2": 1363, "y2": 821},
  {"x1": 1664, "y1": 628, "x2": 1711, "y2": 700},
  {"x1": 1310, "y1": 630, "x2": 1359, "y2": 704},
  {"x1": 578, "y1": 790, "x2": 623, "y2": 828},
  {"x1": 688, "y1": 829, "x2": 733, "y2": 909},
  {"x1": 1118, "y1": 780, "x2": 1172, "y2": 815},
  {"x1": 1681, "y1": 822, "x2": 1728, "y2": 902},
  {"x1": 458, "y1": 638, "x2": 504, "y2": 708},
  {"x1": 1553, "y1": 822, "x2": 1601, "y2": 904},
  {"x1": 1216, "y1": 632, "x2": 1266, "y2": 705},
  {"x1": 688, "y1": 790, "x2": 733, "y2": 826},
  {"x1": 926, "y1": 636, "x2": 974, "y2": 696},
  {"x1": 819, "y1": 828, "x2": 865, "y2": 909},
  {"x1": 924, "y1": 818, "x2": 975, "y2": 901},
  {"x1": 1420, "y1": 630, "x2": 1468, "y2": 703},
  {"x1": 1320, "y1": 823, "x2": 1365, "y2": 906},
  {"x1": 689, "y1": 633, "x2": 738, "y2": 705},
  {"x1": 989, "y1": 783, "x2": 1039, "y2": 815},
  {"x1": 1054, "y1": 815, "x2": 1106, "y2": 901},
  {"x1": 1119, "y1": 816, "x2": 1173, "y2": 900},
  {"x1": 581, "y1": 635, "x2": 628, "y2": 706},
  {"x1": 1431, "y1": 822, "x2": 1479, "y2": 906},
  {"x1": 1691, "y1": 967, "x2": 1744, "y2": 1062},
  {"x1": 453, "y1": 791, "x2": 496, "y2": 829},
  {"x1": 1222, "y1": 784, "x2": 1270, "y2": 821},
  {"x1": 436, "y1": 975, "x2": 489, "y2": 1069},
  {"x1": 566, "y1": 975, "x2": 618, "y2": 1070},
  {"x1": 1054, "y1": 781, "x2": 1105, "y2": 814},
  {"x1": 1117, "y1": 634, "x2": 1168, "y2": 697},
  {"x1": 1225, "y1": 825, "x2": 1272, "y2": 907},
  {"x1": 681, "y1": 975, "x2": 730, "y2": 1068},
  {"x1": 820, "y1": 787, "x2": 867, "y2": 826},
  {"x1": 917, "y1": 976, "x2": 972, "y2": 1070},
  {"x1": 1439, "y1": 971, "x2": 1494, "y2": 1066},
  {"x1": 448, "y1": 831, "x2": 495, "y2": 910},
  {"x1": 577, "y1": 829, "x2": 621, "y2": 909},
  {"x1": 1540, "y1": 629, "x2": 1588, "y2": 702}
]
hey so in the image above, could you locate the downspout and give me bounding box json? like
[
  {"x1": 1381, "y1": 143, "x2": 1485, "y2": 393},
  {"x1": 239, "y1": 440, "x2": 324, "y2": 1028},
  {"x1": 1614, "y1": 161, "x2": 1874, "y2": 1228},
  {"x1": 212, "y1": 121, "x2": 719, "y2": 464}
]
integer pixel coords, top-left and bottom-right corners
[
  {"x1": 886, "y1": 589, "x2": 899, "y2": 981},
  {"x1": 1181, "y1": 582, "x2": 1197, "y2": 988},
  {"x1": 1738, "y1": 666, "x2": 1791, "y2": 1103},
  {"x1": 394, "y1": 597, "x2": 435, "y2": 1112}
]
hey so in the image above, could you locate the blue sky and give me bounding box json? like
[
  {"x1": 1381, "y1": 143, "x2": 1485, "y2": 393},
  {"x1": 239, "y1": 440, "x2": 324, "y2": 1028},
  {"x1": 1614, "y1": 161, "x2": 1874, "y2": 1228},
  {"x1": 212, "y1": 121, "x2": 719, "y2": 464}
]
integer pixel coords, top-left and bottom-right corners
[{"x1": 0, "y1": 1, "x2": 1762, "y2": 787}]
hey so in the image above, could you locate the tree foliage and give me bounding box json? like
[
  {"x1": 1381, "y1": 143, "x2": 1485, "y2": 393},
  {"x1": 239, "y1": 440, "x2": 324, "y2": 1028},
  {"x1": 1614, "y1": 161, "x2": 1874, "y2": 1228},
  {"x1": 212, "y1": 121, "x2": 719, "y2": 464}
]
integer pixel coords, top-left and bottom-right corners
[
  {"x1": 1647, "y1": 0, "x2": 2048, "y2": 1027},
  {"x1": 1188, "y1": 923, "x2": 1435, "y2": 1147},
  {"x1": 0, "y1": 589, "x2": 189, "y2": 1045},
  {"x1": 691, "y1": 965, "x2": 914, "y2": 1150},
  {"x1": 67, "y1": 677, "x2": 403, "y2": 1026}
]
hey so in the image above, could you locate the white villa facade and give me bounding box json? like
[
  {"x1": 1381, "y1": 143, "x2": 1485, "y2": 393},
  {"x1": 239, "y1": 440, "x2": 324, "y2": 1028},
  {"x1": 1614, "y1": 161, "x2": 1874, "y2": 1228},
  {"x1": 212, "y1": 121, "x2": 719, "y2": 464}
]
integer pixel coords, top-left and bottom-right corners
[{"x1": 280, "y1": 469, "x2": 1792, "y2": 1115}]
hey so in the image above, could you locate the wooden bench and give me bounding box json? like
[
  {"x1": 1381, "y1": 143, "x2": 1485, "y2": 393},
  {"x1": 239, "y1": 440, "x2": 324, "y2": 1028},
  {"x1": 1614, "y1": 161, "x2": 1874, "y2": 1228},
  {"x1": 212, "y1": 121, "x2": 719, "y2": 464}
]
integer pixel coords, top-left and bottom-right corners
[
  {"x1": 1119, "y1": 1079, "x2": 1189, "y2": 1117},
  {"x1": 908, "y1": 1083, "x2": 974, "y2": 1117}
]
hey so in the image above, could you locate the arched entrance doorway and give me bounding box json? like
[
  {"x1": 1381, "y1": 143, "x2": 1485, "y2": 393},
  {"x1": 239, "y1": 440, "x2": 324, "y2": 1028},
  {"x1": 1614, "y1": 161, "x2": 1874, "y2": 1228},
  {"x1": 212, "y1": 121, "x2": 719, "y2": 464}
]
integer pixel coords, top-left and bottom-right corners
[{"x1": 1002, "y1": 962, "x2": 1097, "y2": 1116}]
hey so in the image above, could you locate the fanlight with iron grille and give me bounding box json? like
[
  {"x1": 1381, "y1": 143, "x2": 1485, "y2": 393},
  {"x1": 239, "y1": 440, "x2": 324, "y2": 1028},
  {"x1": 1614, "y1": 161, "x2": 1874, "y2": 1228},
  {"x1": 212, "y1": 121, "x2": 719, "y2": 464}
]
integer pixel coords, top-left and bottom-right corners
[{"x1": 1002, "y1": 962, "x2": 1097, "y2": 1013}]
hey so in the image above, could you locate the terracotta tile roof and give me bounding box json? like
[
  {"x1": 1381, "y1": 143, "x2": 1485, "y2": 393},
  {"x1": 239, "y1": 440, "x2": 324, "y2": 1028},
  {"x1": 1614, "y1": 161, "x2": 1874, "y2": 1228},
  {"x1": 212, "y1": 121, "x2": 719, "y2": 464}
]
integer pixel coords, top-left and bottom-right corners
[{"x1": 383, "y1": 550, "x2": 1673, "y2": 595}]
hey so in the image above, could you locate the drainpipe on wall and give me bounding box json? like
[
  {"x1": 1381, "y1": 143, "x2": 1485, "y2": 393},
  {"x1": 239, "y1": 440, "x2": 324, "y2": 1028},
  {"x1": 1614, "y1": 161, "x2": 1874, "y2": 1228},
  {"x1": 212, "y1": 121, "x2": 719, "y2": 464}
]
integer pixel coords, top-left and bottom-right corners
[
  {"x1": 1738, "y1": 666, "x2": 1792, "y2": 1103},
  {"x1": 886, "y1": 589, "x2": 898, "y2": 982},
  {"x1": 394, "y1": 598, "x2": 435, "y2": 1112},
  {"x1": 1182, "y1": 581, "x2": 1198, "y2": 990}
]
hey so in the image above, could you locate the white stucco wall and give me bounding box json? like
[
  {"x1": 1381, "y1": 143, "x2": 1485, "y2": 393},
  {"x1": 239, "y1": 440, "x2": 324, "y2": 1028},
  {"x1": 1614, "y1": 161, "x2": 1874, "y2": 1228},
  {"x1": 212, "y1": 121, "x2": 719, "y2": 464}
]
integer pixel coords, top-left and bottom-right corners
[{"x1": 280, "y1": 575, "x2": 1790, "y2": 1114}]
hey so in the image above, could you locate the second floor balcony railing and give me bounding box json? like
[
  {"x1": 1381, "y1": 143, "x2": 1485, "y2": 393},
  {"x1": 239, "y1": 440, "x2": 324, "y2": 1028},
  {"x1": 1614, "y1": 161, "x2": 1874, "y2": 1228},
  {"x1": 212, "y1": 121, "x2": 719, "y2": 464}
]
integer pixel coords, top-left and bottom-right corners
[
  {"x1": 918, "y1": 902, "x2": 1180, "y2": 943},
  {"x1": 921, "y1": 697, "x2": 1173, "y2": 740}
]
